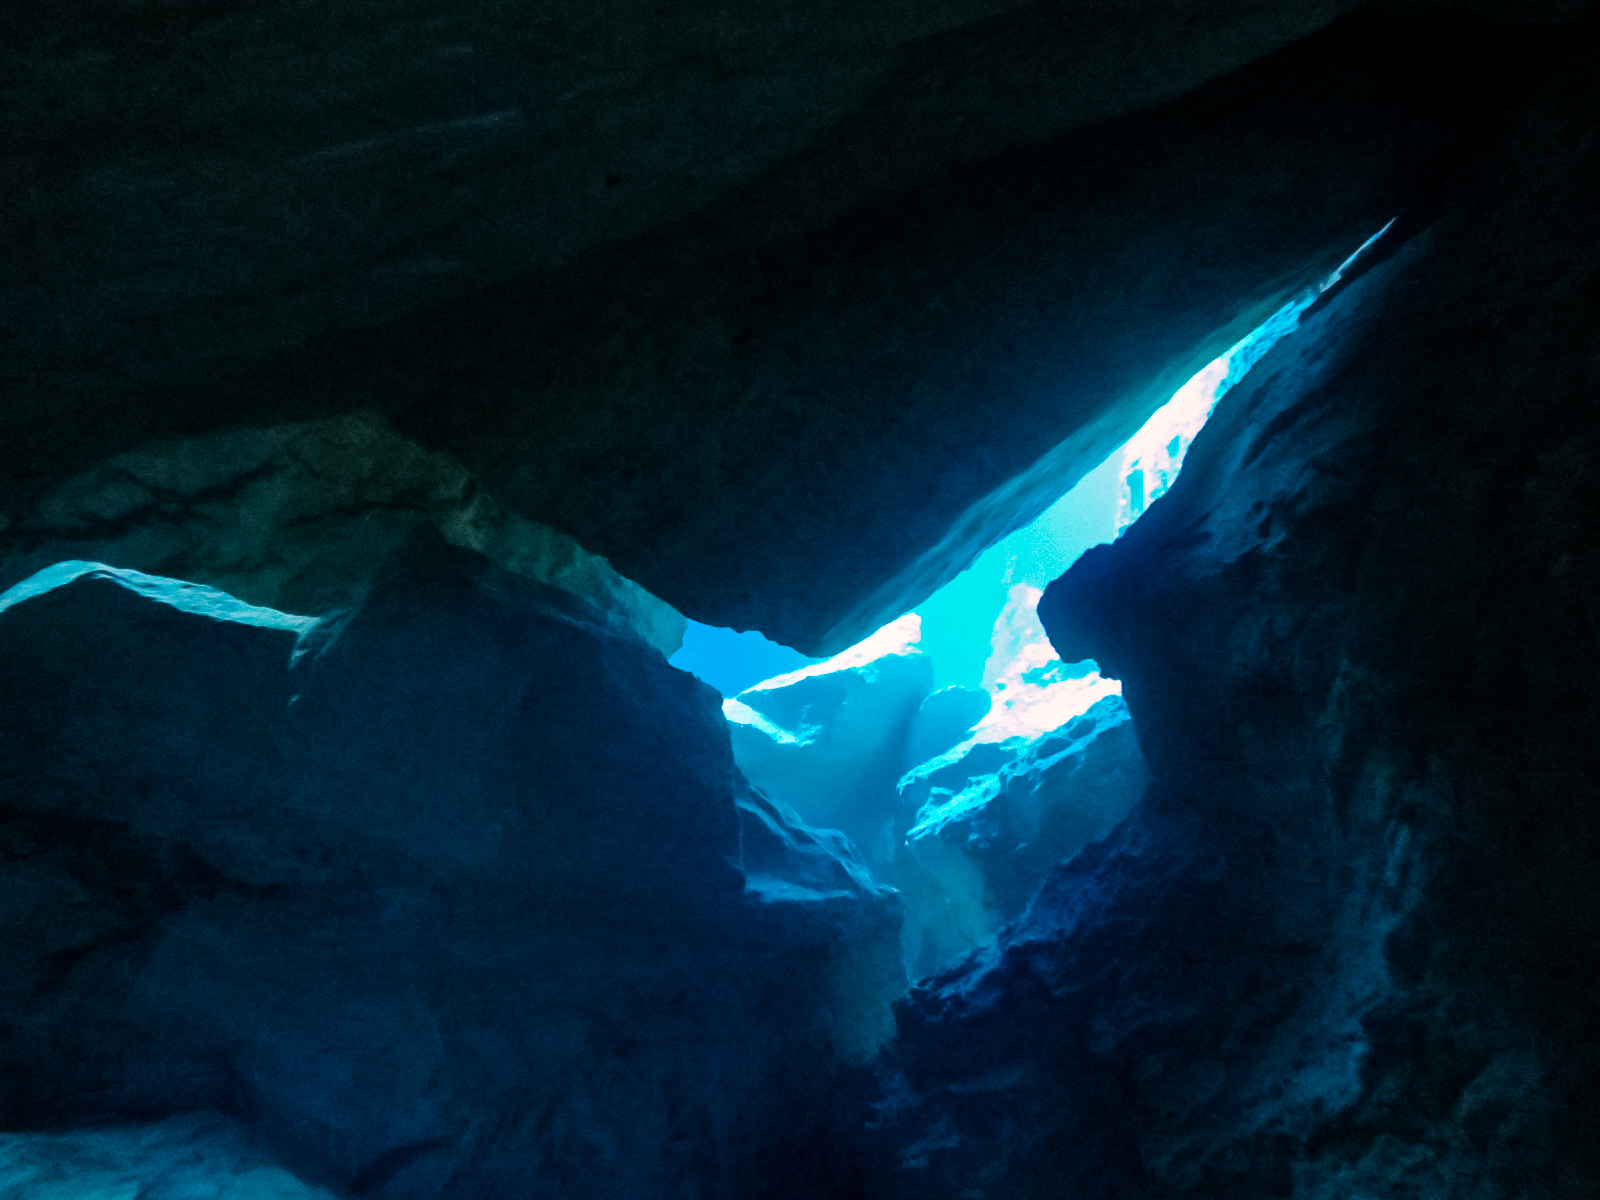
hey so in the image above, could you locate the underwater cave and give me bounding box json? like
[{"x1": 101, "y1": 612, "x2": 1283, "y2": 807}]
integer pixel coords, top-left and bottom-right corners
[
  {"x1": 2, "y1": 4, "x2": 1599, "y2": 1199},
  {"x1": 676, "y1": 264, "x2": 1372, "y2": 985}
]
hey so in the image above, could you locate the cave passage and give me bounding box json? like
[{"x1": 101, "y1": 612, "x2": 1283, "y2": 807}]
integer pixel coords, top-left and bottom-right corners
[
  {"x1": 691, "y1": 225, "x2": 1392, "y2": 979},
  {"x1": 674, "y1": 225, "x2": 1389, "y2": 722}
]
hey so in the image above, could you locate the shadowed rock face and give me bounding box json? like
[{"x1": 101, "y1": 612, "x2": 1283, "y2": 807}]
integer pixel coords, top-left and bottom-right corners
[
  {"x1": 1, "y1": 5, "x2": 1574, "y2": 651},
  {"x1": 726, "y1": 616, "x2": 935, "y2": 872},
  {"x1": 863, "y1": 25, "x2": 1600, "y2": 1196},
  {"x1": 897, "y1": 694, "x2": 1146, "y2": 979},
  {"x1": 0, "y1": 540, "x2": 902, "y2": 1198}
]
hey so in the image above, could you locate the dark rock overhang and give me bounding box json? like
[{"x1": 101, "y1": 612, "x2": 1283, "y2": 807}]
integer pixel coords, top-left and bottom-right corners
[{"x1": 2, "y1": 4, "x2": 1579, "y2": 653}]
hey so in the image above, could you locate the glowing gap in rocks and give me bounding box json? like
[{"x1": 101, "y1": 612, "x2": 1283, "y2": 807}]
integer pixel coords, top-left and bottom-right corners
[
  {"x1": 1117, "y1": 218, "x2": 1393, "y2": 532},
  {"x1": 676, "y1": 220, "x2": 1395, "y2": 714},
  {"x1": 670, "y1": 620, "x2": 821, "y2": 697}
]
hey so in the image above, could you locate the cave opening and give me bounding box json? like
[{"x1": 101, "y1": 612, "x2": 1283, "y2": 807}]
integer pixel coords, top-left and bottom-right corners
[{"x1": 679, "y1": 222, "x2": 1393, "y2": 982}]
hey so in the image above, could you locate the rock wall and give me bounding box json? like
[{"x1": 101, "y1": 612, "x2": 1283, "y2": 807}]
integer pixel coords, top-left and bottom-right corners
[
  {"x1": 0, "y1": 411, "x2": 686, "y2": 656},
  {"x1": 897, "y1": 695, "x2": 1146, "y2": 979},
  {"x1": 725, "y1": 614, "x2": 934, "y2": 871},
  {"x1": 867, "y1": 21, "x2": 1600, "y2": 1196},
  {"x1": 3, "y1": 3, "x2": 1599, "y2": 1197}
]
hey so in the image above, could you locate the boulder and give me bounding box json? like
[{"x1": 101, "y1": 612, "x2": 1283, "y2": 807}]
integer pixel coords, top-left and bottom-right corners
[
  {"x1": 3, "y1": 6, "x2": 1565, "y2": 653},
  {"x1": 901, "y1": 685, "x2": 992, "y2": 775},
  {"x1": 869, "y1": 26, "x2": 1600, "y2": 1194},
  {"x1": 0, "y1": 539, "x2": 902, "y2": 1198},
  {"x1": 0, "y1": 411, "x2": 685, "y2": 656}
]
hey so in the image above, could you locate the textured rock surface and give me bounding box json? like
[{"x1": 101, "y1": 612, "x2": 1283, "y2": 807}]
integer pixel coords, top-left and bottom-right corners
[
  {"x1": 3, "y1": 9, "x2": 1572, "y2": 651},
  {"x1": 0, "y1": 540, "x2": 901, "y2": 1198},
  {"x1": 861, "y1": 24, "x2": 1600, "y2": 1196},
  {"x1": 5, "y1": 0, "x2": 1600, "y2": 1195},
  {"x1": 0, "y1": 411, "x2": 685, "y2": 656},
  {"x1": 896, "y1": 694, "x2": 1147, "y2": 979},
  {"x1": 902, "y1": 686, "x2": 992, "y2": 775},
  {"x1": 0, "y1": 1112, "x2": 339, "y2": 1200}
]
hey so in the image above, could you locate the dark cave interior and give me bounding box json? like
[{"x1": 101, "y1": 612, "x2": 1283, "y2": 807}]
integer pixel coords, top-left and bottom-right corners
[{"x1": 2, "y1": 1, "x2": 1599, "y2": 1197}]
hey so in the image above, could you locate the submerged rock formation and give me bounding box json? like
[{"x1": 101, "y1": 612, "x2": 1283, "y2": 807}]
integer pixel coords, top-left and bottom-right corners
[
  {"x1": 4, "y1": 0, "x2": 1599, "y2": 1195},
  {"x1": 897, "y1": 695, "x2": 1147, "y2": 979},
  {"x1": 2, "y1": 6, "x2": 1573, "y2": 653},
  {"x1": 902, "y1": 686, "x2": 993, "y2": 775},
  {"x1": 0, "y1": 540, "x2": 901, "y2": 1197},
  {"x1": 725, "y1": 604, "x2": 1146, "y2": 984},
  {"x1": 0, "y1": 411, "x2": 685, "y2": 656},
  {"x1": 868, "y1": 22, "x2": 1600, "y2": 1196}
]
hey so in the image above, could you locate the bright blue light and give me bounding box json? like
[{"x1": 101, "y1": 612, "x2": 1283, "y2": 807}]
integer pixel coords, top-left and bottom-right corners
[
  {"x1": 915, "y1": 450, "x2": 1123, "y2": 693},
  {"x1": 670, "y1": 621, "x2": 821, "y2": 697}
]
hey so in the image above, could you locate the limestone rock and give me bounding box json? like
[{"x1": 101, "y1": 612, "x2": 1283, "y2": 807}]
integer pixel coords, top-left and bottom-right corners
[
  {"x1": 867, "y1": 26, "x2": 1600, "y2": 1194},
  {"x1": 902, "y1": 685, "x2": 991, "y2": 775},
  {"x1": 3, "y1": 8, "x2": 1564, "y2": 652}
]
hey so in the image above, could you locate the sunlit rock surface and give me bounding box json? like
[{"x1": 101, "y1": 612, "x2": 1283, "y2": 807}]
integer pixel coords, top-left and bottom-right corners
[
  {"x1": 968, "y1": 584, "x2": 1122, "y2": 745},
  {"x1": 896, "y1": 695, "x2": 1146, "y2": 979},
  {"x1": 867, "y1": 29, "x2": 1600, "y2": 1194},
  {"x1": 0, "y1": 539, "x2": 900, "y2": 1198},
  {"x1": 724, "y1": 614, "x2": 934, "y2": 871},
  {"x1": 902, "y1": 686, "x2": 992, "y2": 774},
  {"x1": 888, "y1": 585, "x2": 1140, "y2": 979}
]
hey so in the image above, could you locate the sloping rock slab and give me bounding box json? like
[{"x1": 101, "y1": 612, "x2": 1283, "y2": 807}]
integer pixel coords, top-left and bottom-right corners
[{"x1": 0, "y1": 540, "x2": 901, "y2": 1199}]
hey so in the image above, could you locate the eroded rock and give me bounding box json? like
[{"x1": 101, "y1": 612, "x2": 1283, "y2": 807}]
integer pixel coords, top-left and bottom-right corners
[
  {"x1": 2, "y1": 9, "x2": 1566, "y2": 653},
  {"x1": 724, "y1": 614, "x2": 934, "y2": 872},
  {"x1": 896, "y1": 695, "x2": 1147, "y2": 979}
]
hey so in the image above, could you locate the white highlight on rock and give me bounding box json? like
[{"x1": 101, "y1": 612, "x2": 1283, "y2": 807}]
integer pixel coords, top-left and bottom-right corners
[
  {"x1": 735, "y1": 612, "x2": 922, "y2": 696},
  {"x1": 971, "y1": 583, "x2": 1122, "y2": 745},
  {"x1": 0, "y1": 560, "x2": 317, "y2": 632}
]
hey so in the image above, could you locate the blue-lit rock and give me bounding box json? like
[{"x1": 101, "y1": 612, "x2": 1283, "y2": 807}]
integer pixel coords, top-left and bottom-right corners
[
  {"x1": 895, "y1": 694, "x2": 1147, "y2": 978},
  {"x1": 723, "y1": 615, "x2": 935, "y2": 873},
  {"x1": 901, "y1": 685, "x2": 992, "y2": 772},
  {"x1": 866, "y1": 45, "x2": 1600, "y2": 1192},
  {"x1": 0, "y1": 1113, "x2": 339, "y2": 1200},
  {"x1": 0, "y1": 538, "x2": 902, "y2": 1198}
]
